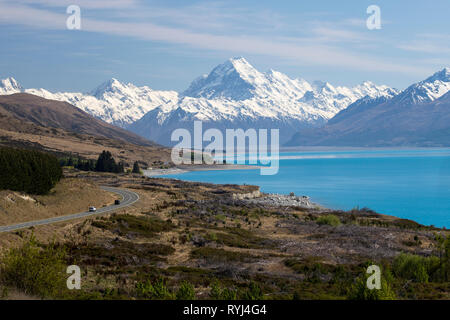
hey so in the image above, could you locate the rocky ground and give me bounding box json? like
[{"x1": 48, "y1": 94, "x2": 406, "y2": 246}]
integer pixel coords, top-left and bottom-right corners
[{"x1": 246, "y1": 193, "x2": 319, "y2": 209}]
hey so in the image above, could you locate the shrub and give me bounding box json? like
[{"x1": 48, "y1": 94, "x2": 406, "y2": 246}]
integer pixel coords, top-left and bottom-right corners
[
  {"x1": 392, "y1": 253, "x2": 441, "y2": 283},
  {"x1": 0, "y1": 236, "x2": 67, "y2": 298},
  {"x1": 208, "y1": 227, "x2": 272, "y2": 249},
  {"x1": 210, "y1": 280, "x2": 237, "y2": 300},
  {"x1": 135, "y1": 278, "x2": 174, "y2": 300},
  {"x1": 240, "y1": 282, "x2": 263, "y2": 300},
  {"x1": 284, "y1": 258, "x2": 335, "y2": 283},
  {"x1": 316, "y1": 214, "x2": 341, "y2": 227},
  {"x1": 347, "y1": 268, "x2": 396, "y2": 300},
  {"x1": 191, "y1": 247, "x2": 254, "y2": 263},
  {"x1": 176, "y1": 281, "x2": 196, "y2": 300},
  {"x1": 94, "y1": 214, "x2": 175, "y2": 238}
]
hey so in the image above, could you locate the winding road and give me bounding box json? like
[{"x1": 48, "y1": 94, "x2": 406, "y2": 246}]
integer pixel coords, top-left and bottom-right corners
[{"x1": 0, "y1": 186, "x2": 139, "y2": 233}]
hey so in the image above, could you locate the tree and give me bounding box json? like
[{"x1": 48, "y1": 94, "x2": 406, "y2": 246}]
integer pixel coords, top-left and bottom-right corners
[
  {"x1": 95, "y1": 150, "x2": 119, "y2": 173},
  {"x1": 0, "y1": 147, "x2": 62, "y2": 195},
  {"x1": 116, "y1": 161, "x2": 124, "y2": 174},
  {"x1": 132, "y1": 161, "x2": 140, "y2": 174}
]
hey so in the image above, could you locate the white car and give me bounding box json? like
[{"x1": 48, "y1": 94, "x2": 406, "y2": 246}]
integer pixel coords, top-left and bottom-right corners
[{"x1": 88, "y1": 206, "x2": 97, "y2": 212}]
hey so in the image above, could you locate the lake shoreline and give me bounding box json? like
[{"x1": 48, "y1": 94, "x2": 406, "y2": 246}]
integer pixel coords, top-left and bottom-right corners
[
  {"x1": 145, "y1": 149, "x2": 450, "y2": 228},
  {"x1": 143, "y1": 164, "x2": 261, "y2": 177}
]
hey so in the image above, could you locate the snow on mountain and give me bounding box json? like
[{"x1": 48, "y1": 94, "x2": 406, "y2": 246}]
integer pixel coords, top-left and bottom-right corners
[
  {"x1": 0, "y1": 57, "x2": 398, "y2": 145},
  {"x1": 287, "y1": 67, "x2": 450, "y2": 147},
  {"x1": 129, "y1": 57, "x2": 397, "y2": 145},
  {"x1": 26, "y1": 79, "x2": 178, "y2": 127},
  {"x1": 2, "y1": 61, "x2": 448, "y2": 147},
  {"x1": 0, "y1": 77, "x2": 22, "y2": 94},
  {"x1": 299, "y1": 80, "x2": 398, "y2": 117},
  {"x1": 394, "y1": 67, "x2": 450, "y2": 105},
  {"x1": 1, "y1": 78, "x2": 178, "y2": 127}
]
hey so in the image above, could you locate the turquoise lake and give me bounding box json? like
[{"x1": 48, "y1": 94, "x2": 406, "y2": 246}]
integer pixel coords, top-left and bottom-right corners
[{"x1": 162, "y1": 149, "x2": 450, "y2": 228}]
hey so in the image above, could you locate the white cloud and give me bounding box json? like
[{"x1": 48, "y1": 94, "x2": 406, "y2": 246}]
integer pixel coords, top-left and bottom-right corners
[
  {"x1": 397, "y1": 33, "x2": 450, "y2": 54},
  {"x1": 0, "y1": 1, "x2": 435, "y2": 76},
  {"x1": 11, "y1": 0, "x2": 138, "y2": 9}
]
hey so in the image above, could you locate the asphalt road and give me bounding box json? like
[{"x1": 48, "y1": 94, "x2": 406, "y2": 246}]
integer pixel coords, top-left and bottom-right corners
[{"x1": 0, "y1": 186, "x2": 139, "y2": 233}]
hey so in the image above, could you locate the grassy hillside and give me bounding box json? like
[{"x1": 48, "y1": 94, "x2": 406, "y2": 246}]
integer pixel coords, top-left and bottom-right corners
[
  {"x1": 0, "y1": 93, "x2": 155, "y2": 147},
  {"x1": 0, "y1": 178, "x2": 115, "y2": 226}
]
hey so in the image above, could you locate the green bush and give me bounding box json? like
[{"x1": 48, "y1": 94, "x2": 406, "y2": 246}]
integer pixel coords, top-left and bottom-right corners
[
  {"x1": 392, "y1": 253, "x2": 441, "y2": 283},
  {"x1": 240, "y1": 282, "x2": 263, "y2": 300},
  {"x1": 347, "y1": 268, "x2": 396, "y2": 300},
  {"x1": 135, "y1": 278, "x2": 174, "y2": 300},
  {"x1": 316, "y1": 215, "x2": 341, "y2": 227},
  {"x1": 210, "y1": 280, "x2": 237, "y2": 300},
  {"x1": 0, "y1": 147, "x2": 62, "y2": 194},
  {"x1": 176, "y1": 281, "x2": 196, "y2": 300},
  {"x1": 135, "y1": 278, "x2": 196, "y2": 300},
  {"x1": 0, "y1": 236, "x2": 67, "y2": 298}
]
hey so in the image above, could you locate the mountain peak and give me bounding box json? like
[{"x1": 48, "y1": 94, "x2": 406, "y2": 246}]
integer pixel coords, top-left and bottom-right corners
[
  {"x1": 104, "y1": 78, "x2": 123, "y2": 88},
  {"x1": 0, "y1": 77, "x2": 23, "y2": 94},
  {"x1": 229, "y1": 56, "x2": 248, "y2": 63},
  {"x1": 1, "y1": 76, "x2": 21, "y2": 88},
  {"x1": 423, "y1": 67, "x2": 450, "y2": 83},
  {"x1": 360, "y1": 80, "x2": 375, "y2": 86},
  {"x1": 394, "y1": 67, "x2": 450, "y2": 105},
  {"x1": 221, "y1": 57, "x2": 260, "y2": 77},
  {"x1": 228, "y1": 56, "x2": 252, "y2": 70},
  {"x1": 182, "y1": 57, "x2": 264, "y2": 100},
  {"x1": 90, "y1": 78, "x2": 126, "y2": 97},
  {"x1": 312, "y1": 80, "x2": 335, "y2": 93}
]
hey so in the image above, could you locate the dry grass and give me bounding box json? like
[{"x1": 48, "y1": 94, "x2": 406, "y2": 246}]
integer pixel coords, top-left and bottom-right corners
[
  {"x1": 0, "y1": 178, "x2": 116, "y2": 225},
  {"x1": 0, "y1": 127, "x2": 172, "y2": 168}
]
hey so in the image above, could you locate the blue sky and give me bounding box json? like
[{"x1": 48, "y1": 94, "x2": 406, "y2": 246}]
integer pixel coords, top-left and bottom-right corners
[{"x1": 0, "y1": 0, "x2": 449, "y2": 92}]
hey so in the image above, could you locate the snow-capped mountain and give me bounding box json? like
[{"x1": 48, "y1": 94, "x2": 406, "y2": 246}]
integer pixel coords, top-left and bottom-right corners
[
  {"x1": 393, "y1": 67, "x2": 450, "y2": 105},
  {"x1": 128, "y1": 57, "x2": 397, "y2": 145},
  {"x1": 1, "y1": 78, "x2": 178, "y2": 127},
  {"x1": 26, "y1": 79, "x2": 178, "y2": 127},
  {"x1": 0, "y1": 77, "x2": 22, "y2": 95},
  {"x1": 0, "y1": 57, "x2": 397, "y2": 145},
  {"x1": 286, "y1": 67, "x2": 450, "y2": 147}
]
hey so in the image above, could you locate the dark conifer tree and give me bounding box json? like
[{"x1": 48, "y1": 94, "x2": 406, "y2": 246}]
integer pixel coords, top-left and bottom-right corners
[{"x1": 132, "y1": 161, "x2": 140, "y2": 174}]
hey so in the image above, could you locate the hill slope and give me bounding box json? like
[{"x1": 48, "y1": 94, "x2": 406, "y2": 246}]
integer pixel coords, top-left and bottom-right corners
[
  {"x1": 0, "y1": 93, "x2": 155, "y2": 147},
  {"x1": 0, "y1": 93, "x2": 172, "y2": 167}
]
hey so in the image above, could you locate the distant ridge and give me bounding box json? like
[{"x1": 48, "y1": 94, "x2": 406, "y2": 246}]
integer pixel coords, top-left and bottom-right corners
[
  {"x1": 0, "y1": 93, "x2": 157, "y2": 147},
  {"x1": 0, "y1": 57, "x2": 396, "y2": 145},
  {"x1": 286, "y1": 68, "x2": 450, "y2": 147},
  {"x1": 128, "y1": 57, "x2": 396, "y2": 145}
]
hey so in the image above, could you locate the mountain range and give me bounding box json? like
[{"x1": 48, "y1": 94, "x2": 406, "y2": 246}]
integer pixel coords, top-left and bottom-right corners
[
  {"x1": 286, "y1": 68, "x2": 450, "y2": 147},
  {"x1": 1, "y1": 58, "x2": 449, "y2": 147},
  {"x1": 0, "y1": 57, "x2": 397, "y2": 145}
]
